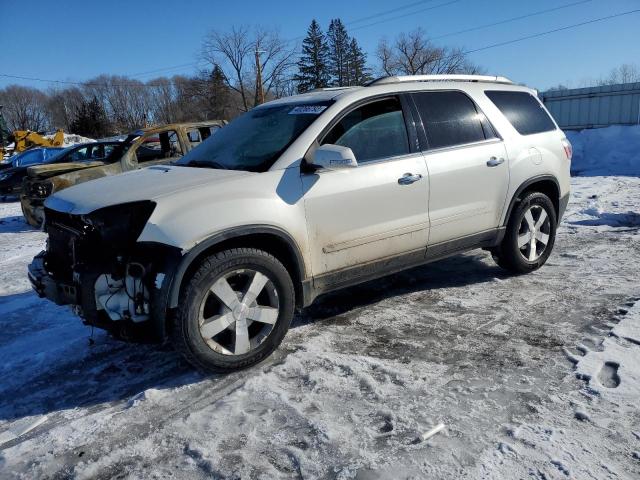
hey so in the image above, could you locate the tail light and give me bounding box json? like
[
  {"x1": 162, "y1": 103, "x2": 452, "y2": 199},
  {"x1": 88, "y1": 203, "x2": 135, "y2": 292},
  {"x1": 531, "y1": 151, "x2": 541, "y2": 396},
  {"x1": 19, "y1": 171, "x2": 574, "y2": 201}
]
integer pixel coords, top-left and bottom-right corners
[{"x1": 561, "y1": 138, "x2": 572, "y2": 161}]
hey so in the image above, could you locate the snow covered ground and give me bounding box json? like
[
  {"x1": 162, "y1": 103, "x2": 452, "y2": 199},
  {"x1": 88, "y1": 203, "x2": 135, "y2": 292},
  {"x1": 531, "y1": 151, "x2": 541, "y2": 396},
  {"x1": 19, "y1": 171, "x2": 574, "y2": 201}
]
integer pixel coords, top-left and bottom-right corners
[{"x1": 0, "y1": 174, "x2": 639, "y2": 478}]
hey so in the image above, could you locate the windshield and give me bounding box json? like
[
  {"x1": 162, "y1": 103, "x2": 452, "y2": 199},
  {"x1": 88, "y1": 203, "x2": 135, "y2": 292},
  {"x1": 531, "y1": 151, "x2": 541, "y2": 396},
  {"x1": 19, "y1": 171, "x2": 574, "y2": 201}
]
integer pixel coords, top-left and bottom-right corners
[
  {"x1": 45, "y1": 145, "x2": 76, "y2": 163},
  {"x1": 176, "y1": 101, "x2": 332, "y2": 172},
  {"x1": 43, "y1": 148, "x2": 65, "y2": 163}
]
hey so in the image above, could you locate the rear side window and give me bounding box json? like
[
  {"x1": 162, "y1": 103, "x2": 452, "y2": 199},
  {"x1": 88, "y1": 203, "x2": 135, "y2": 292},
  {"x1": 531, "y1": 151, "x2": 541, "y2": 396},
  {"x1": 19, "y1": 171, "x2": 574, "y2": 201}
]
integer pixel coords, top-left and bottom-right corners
[
  {"x1": 412, "y1": 91, "x2": 496, "y2": 150},
  {"x1": 485, "y1": 91, "x2": 556, "y2": 135}
]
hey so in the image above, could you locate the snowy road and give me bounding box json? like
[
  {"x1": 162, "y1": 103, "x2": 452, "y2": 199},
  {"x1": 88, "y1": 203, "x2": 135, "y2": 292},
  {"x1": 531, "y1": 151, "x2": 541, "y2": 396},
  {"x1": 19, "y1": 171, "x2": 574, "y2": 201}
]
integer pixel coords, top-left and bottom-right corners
[{"x1": 0, "y1": 176, "x2": 639, "y2": 479}]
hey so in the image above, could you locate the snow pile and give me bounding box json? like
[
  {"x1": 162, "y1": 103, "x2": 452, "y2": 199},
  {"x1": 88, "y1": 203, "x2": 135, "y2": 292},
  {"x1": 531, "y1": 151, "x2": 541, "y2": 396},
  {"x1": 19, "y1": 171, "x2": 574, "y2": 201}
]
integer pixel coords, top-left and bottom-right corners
[
  {"x1": 567, "y1": 125, "x2": 640, "y2": 176},
  {"x1": 46, "y1": 132, "x2": 95, "y2": 146}
]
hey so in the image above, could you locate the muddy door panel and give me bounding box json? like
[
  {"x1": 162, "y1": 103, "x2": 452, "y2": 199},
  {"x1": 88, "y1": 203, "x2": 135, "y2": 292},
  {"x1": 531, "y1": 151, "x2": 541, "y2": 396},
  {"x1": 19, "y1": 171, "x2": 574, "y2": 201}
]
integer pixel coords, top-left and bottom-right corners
[{"x1": 302, "y1": 154, "x2": 429, "y2": 277}]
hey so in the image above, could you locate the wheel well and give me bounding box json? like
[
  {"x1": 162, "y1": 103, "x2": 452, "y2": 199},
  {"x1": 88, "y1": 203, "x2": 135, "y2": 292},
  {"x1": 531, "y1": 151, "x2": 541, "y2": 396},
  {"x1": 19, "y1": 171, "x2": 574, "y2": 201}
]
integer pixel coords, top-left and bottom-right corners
[
  {"x1": 507, "y1": 178, "x2": 560, "y2": 224},
  {"x1": 178, "y1": 233, "x2": 305, "y2": 309}
]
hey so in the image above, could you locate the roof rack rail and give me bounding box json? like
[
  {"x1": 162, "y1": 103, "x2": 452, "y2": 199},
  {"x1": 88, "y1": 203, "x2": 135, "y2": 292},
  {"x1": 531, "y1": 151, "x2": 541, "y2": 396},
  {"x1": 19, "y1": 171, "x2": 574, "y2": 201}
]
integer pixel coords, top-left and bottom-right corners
[
  {"x1": 310, "y1": 86, "x2": 356, "y2": 92},
  {"x1": 366, "y1": 74, "x2": 513, "y2": 86}
]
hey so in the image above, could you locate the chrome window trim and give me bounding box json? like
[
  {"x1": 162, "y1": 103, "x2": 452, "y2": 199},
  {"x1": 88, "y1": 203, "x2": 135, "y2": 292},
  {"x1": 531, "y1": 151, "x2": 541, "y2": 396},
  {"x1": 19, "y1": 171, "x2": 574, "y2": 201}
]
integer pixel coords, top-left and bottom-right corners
[{"x1": 421, "y1": 138, "x2": 504, "y2": 157}]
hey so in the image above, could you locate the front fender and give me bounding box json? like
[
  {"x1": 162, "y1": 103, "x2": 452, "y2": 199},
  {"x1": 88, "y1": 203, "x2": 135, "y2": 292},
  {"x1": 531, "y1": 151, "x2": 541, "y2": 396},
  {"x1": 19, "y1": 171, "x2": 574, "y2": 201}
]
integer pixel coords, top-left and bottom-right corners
[{"x1": 165, "y1": 224, "x2": 307, "y2": 309}]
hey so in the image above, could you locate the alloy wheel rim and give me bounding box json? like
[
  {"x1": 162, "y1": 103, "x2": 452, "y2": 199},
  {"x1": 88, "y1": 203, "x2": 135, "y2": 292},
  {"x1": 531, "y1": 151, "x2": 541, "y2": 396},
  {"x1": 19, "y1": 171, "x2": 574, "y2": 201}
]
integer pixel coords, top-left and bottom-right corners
[
  {"x1": 518, "y1": 205, "x2": 551, "y2": 262},
  {"x1": 198, "y1": 268, "x2": 280, "y2": 356}
]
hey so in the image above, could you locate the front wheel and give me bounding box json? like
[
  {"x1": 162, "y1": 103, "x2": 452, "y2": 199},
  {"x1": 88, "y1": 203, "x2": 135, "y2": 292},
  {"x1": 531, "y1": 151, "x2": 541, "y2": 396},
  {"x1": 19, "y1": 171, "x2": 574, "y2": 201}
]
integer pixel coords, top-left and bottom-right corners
[
  {"x1": 492, "y1": 191, "x2": 557, "y2": 274},
  {"x1": 171, "y1": 248, "x2": 295, "y2": 373}
]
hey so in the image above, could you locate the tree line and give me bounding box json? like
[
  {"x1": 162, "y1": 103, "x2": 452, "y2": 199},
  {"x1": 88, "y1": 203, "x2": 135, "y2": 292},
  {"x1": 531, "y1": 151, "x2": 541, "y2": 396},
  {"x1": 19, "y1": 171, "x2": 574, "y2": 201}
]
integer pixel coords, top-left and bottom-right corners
[
  {"x1": 0, "y1": 19, "x2": 484, "y2": 139},
  {"x1": 546, "y1": 63, "x2": 640, "y2": 92}
]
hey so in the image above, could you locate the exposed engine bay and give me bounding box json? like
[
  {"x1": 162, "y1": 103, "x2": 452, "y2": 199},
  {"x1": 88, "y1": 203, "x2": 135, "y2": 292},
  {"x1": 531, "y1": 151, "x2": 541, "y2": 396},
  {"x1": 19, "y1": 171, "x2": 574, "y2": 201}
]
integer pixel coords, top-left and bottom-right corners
[
  {"x1": 94, "y1": 266, "x2": 151, "y2": 323},
  {"x1": 29, "y1": 201, "x2": 180, "y2": 340}
]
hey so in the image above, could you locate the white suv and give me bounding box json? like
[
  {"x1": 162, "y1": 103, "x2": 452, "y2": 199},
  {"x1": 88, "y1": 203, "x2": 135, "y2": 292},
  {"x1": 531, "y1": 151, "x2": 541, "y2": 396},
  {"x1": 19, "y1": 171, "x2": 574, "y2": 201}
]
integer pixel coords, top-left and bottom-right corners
[{"x1": 28, "y1": 75, "x2": 571, "y2": 372}]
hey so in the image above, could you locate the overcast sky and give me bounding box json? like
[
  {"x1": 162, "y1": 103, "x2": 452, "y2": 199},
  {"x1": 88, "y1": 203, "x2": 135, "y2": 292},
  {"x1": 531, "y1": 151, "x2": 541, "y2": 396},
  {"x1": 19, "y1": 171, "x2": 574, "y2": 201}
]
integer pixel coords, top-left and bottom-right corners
[{"x1": 1, "y1": 0, "x2": 639, "y2": 91}]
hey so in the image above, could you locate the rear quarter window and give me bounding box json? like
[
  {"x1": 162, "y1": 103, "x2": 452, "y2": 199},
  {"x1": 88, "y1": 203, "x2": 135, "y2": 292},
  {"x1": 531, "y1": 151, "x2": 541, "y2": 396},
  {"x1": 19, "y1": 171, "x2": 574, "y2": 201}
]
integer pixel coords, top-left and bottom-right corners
[{"x1": 485, "y1": 90, "x2": 556, "y2": 135}]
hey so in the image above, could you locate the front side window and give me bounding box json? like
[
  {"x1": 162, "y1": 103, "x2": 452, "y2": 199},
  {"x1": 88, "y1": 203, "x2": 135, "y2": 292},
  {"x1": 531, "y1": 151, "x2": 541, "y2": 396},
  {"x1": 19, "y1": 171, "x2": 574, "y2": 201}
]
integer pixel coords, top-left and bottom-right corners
[
  {"x1": 176, "y1": 102, "x2": 331, "y2": 172},
  {"x1": 68, "y1": 146, "x2": 90, "y2": 162},
  {"x1": 485, "y1": 90, "x2": 556, "y2": 135},
  {"x1": 89, "y1": 144, "x2": 105, "y2": 160},
  {"x1": 137, "y1": 131, "x2": 183, "y2": 163},
  {"x1": 322, "y1": 97, "x2": 410, "y2": 163},
  {"x1": 412, "y1": 91, "x2": 494, "y2": 150},
  {"x1": 103, "y1": 144, "x2": 118, "y2": 159}
]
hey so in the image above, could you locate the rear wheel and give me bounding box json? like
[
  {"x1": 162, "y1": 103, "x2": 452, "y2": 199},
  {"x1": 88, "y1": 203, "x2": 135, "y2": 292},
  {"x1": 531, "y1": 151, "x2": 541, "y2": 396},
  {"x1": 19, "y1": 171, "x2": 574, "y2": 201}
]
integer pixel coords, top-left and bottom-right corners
[
  {"x1": 172, "y1": 248, "x2": 295, "y2": 373},
  {"x1": 492, "y1": 191, "x2": 557, "y2": 273}
]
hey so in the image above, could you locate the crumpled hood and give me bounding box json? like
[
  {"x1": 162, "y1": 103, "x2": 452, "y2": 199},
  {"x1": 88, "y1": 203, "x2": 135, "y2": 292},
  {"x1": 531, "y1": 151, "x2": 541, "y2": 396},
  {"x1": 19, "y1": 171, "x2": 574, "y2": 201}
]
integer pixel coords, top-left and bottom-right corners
[
  {"x1": 45, "y1": 165, "x2": 251, "y2": 215},
  {"x1": 27, "y1": 161, "x2": 106, "y2": 179}
]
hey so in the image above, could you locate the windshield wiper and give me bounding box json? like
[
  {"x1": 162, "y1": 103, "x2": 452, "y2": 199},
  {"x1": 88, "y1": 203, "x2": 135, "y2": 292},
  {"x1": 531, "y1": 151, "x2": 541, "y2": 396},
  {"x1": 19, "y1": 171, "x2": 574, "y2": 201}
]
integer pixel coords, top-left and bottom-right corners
[{"x1": 182, "y1": 160, "x2": 227, "y2": 170}]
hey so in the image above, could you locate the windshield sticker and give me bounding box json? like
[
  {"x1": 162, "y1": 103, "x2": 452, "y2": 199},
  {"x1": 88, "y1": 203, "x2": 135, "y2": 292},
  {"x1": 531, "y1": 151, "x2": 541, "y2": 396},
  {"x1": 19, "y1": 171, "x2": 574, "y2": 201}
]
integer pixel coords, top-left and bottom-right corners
[{"x1": 289, "y1": 105, "x2": 327, "y2": 115}]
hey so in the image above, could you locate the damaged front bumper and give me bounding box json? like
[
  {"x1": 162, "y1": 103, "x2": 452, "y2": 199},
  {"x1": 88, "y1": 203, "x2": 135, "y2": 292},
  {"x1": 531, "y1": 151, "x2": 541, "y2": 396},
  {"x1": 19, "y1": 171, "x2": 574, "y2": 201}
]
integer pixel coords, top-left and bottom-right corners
[
  {"x1": 28, "y1": 204, "x2": 183, "y2": 341},
  {"x1": 28, "y1": 248, "x2": 180, "y2": 341},
  {"x1": 28, "y1": 252, "x2": 78, "y2": 305}
]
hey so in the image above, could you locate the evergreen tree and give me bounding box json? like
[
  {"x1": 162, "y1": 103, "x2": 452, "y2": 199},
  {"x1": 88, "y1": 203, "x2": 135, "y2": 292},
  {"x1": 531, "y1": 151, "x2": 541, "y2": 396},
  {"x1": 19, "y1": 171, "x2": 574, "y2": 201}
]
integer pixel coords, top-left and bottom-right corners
[
  {"x1": 346, "y1": 38, "x2": 372, "y2": 86},
  {"x1": 70, "y1": 96, "x2": 110, "y2": 138},
  {"x1": 327, "y1": 19, "x2": 351, "y2": 87},
  {"x1": 207, "y1": 64, "x2": 232, "y2": 118},
  {"x1": 294, "y1": 20, "x2": 330, "y2": 93}
]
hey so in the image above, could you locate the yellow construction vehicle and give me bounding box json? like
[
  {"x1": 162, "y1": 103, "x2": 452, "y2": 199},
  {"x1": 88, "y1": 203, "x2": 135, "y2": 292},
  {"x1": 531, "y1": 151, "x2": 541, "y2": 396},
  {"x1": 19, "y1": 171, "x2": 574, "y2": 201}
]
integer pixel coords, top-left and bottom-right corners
[
  {"x1": 12, "y1": 129, "x2": 65, "y2": 153},
  {"x1": 1, "y1": 130, "x2": 66, "y2": 159}
]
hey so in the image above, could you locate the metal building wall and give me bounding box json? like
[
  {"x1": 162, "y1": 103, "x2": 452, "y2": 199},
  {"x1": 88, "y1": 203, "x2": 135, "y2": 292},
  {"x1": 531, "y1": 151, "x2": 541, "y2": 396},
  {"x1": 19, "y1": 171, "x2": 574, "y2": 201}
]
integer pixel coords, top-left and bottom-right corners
[{"x1": 540, "y1": 82, "x2": 640, "y2": 130}]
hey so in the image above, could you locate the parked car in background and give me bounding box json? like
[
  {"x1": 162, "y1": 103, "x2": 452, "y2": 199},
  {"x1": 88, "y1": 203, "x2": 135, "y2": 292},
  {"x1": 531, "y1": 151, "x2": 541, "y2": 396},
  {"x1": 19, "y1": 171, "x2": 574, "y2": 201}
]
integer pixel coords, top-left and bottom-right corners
[
  {"x1": 0, "y1": 147, "x2": 65, "y2": 196},
  {"x1": 28, "y1": 75, "x2": 571, "y2": 373},
  {"x1": 20, "y1": 120, "x2": 225, "y2": 226},
  {"x1": 0, "y1": 147, "x2": 64, "y2": 172}
]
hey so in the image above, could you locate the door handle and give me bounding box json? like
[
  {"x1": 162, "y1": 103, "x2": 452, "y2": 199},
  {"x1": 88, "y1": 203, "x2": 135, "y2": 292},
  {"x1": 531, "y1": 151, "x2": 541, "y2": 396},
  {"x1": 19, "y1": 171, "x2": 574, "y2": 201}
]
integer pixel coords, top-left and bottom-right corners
[
  {"x1": 398, "y1": 173, "x2": 423, "y2": 185},
  {"x1": 486, "y1": 157, "x2": 505, "y2": 167}
]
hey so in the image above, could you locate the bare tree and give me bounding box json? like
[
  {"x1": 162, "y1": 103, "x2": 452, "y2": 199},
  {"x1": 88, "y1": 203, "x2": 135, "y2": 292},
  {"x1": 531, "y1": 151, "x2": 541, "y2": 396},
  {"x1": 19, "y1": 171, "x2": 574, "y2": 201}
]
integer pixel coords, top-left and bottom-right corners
[
  {"x1": 604, "y1": 63, "x2": 640, "y2": 85},
  {"x1": 46, "y1": 86, "x2": 85, "y2": 131},
  {"x1": 201, "y1": 26, "x2": 297, "y2": 111},
  {"x1": 83, "y1": 76, "x2": 151, "y2": 132},
  {"x1": 0, "y1": 85, "x2": 50, "y2": 131},
  {"x1": 147, "y1": 77, "x2": 177, "y2": 125},
  {"x1": 377, "y1": 38, "x2": 395, "y2": 77},
  {"x1": 376, "y1": 29, "x2": 483, "y2": 77}
]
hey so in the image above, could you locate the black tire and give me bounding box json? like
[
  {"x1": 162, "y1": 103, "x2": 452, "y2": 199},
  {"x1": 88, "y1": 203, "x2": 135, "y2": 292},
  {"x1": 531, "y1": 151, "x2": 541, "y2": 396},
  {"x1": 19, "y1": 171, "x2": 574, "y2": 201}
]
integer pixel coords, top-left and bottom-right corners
[
  {"x1": 171, "y1": 248, "x2": 295, "y2": 373},
  {"x1": 492, "y1": 191, "x2": 557, "y2": 274}
]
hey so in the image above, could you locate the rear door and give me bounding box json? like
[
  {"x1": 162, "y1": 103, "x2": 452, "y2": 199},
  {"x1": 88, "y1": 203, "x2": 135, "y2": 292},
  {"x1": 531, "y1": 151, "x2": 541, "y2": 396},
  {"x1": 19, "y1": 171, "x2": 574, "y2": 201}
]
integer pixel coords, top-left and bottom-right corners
[
  {"x1": 302, "y1": 96, "x2": 430, "y2": 277},
  {"x1": 410, "y1": 90, "x2": 509, "y2": 245}
]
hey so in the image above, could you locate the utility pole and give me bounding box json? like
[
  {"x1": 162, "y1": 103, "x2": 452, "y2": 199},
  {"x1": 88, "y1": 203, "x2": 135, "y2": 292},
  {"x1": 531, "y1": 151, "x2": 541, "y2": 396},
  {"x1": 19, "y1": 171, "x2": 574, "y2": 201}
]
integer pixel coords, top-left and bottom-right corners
[{"x1": 255, "y1": 45, "x2": 265, "y2": 105}]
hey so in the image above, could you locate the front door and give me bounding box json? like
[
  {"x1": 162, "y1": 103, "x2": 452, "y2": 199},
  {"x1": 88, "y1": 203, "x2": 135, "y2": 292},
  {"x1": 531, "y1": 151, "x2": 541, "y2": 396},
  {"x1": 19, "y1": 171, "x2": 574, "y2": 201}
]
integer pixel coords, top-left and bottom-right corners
[
  {"x1": 302, "y1": 96, "x2": 430, "y2": 278},
  {"x1": 410, "y1": 90, "x2": 509, "y2": 245}
]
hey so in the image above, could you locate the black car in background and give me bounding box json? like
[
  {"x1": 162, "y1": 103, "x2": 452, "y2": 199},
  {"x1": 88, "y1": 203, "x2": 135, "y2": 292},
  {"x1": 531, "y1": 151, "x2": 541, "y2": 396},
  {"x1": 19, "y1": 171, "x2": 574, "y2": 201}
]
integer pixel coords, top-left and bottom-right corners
[{"x1": 0, "y1": 142, "x2": 123, "y2": 196}]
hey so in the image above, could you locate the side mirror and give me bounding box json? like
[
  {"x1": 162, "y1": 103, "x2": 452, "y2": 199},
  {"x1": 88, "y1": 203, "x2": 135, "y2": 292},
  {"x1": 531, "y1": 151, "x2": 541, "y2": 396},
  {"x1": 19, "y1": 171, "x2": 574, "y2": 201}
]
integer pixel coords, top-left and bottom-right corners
[{"x1": 310, "y1": 144, "x2": 358, "y2": 170}]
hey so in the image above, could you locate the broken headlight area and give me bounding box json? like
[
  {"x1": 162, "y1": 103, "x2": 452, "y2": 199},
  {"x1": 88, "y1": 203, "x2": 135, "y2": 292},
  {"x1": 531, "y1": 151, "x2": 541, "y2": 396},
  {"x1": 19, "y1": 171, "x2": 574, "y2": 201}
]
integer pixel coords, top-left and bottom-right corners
[
  {"x1": 29, "y1": 181, "x2": 54, "y2": 198},
  {"x1": 79, "y1": 200, "x2": 157, "y2": 250},
  {"x1": 43, "y1": 201, "x2": 156, "y2": 280},
  {"x1": 41, "y1": 201, "x2": 177, "y2": 339}
]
